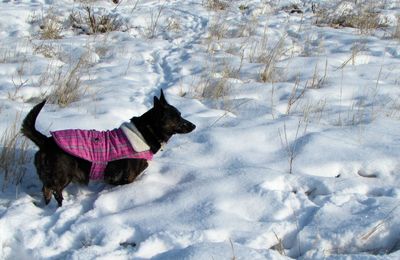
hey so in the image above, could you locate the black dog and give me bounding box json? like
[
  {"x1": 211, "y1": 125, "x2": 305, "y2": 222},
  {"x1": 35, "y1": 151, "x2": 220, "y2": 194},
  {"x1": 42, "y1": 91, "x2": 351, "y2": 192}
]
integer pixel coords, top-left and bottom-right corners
[{"x1": 21, "y1": 90, "x2": 195, "y2": 206}]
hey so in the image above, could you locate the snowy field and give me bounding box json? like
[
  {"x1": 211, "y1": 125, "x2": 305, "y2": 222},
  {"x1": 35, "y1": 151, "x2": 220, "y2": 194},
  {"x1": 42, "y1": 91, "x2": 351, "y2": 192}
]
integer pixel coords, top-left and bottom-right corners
[{"x1": 1, "y1": 0, "x2": 400, "y2": 259}]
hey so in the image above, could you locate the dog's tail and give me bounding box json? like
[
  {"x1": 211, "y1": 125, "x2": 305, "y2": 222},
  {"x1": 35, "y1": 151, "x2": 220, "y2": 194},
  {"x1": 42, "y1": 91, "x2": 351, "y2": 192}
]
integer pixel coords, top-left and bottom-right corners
[{"x1": 21, "y1": 100, "x2": 48, "y2": 148}]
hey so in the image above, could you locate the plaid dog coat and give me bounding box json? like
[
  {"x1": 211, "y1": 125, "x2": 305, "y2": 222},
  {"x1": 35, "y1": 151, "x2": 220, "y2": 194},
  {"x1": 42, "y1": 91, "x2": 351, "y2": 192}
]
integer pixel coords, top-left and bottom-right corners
[{"x1": 51, "y1": 123, "x2": 153, "y2": 180}]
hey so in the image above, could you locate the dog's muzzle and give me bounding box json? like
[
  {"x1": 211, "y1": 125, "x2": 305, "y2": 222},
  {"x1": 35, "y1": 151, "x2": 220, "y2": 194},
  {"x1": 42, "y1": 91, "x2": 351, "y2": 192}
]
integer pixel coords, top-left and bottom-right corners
[{"x1": 178, "y1": 120, "x2": 196, "y2": 133}]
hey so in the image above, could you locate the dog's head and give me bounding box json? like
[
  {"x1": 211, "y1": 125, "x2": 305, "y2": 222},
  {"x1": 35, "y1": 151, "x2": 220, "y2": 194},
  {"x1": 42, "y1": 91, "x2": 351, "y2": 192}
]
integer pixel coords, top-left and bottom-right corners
[
  {"x1": 152, "y1": 90, "x2": 196, "y2": 135},
  {"x1": 131, "y1": 90, "x2": 196, "y2": 153}
]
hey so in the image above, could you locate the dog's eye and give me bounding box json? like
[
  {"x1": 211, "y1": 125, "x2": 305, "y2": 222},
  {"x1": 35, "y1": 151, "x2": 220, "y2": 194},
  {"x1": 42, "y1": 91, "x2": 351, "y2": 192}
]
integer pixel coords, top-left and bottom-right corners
[
  {"x1": 174, "y1": 112, "x2": 182, "y2": 120},
  {"x1": 170, "y1": 108, "x2": 181, "y2": 118}
]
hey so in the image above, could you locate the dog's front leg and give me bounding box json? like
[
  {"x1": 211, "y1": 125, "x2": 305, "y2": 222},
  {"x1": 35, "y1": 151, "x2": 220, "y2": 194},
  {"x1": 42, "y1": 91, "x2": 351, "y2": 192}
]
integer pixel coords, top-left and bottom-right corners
[
  {"x1": 125, "y1": 159, "x2": 149, "y2": 183},
  {"x1": 104, "y1": 159, "x2": 148, "y2": 185}
]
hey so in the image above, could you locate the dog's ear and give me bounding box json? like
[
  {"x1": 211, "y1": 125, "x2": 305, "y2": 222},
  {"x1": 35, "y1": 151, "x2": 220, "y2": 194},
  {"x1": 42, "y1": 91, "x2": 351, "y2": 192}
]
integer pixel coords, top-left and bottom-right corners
[
  {"x1": 154, "y1": 96, "x2": 161, "y2": 108},
  {"x1": 154, "y1": 89, "x2": 168, "y2": 109},
  {"x1": 160, "y1": 89, "x2": 168, "y2": 104}
]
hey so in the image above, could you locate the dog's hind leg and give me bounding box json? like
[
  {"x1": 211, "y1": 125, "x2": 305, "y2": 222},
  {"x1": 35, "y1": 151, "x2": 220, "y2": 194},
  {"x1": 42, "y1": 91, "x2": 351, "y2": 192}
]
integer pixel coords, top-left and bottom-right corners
[
  {"x1": 42, "y1": 186, "x2": 52, "y2": 205},
  {"x1": 53, "y1": 189, "x2": 63, "y2": 207},
  {"x1": 53, "y1": 176, "x2": 74, "y2": 207}
]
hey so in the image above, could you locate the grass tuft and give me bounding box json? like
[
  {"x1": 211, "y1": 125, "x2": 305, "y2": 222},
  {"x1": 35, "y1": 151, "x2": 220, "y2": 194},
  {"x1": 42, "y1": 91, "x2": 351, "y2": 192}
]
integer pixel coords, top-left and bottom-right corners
[
  {"x1": 1, "y1": 115, "x2": 31, "y2": 190},
  {"x1": 34, "y1": 8, "x2": 64, "y2": 40},
  {"x1": 203, "y1": 0, "x2": 230, "y2": 11},
  {"x1": 36, "y1": 55, "x2": 89, "y2": 107},
  {"x1": 393, "y1": 16, "x2": 400, "y2": 40},
  {"x1": 69, "y1": 6, "x2": 123, "y2": 35},
  {"x1": 45, "y1": 55, "x2": 89, "y2": 107},
  {"x1": 315, "y1": 3, "x2": 388, "y2": 34}
]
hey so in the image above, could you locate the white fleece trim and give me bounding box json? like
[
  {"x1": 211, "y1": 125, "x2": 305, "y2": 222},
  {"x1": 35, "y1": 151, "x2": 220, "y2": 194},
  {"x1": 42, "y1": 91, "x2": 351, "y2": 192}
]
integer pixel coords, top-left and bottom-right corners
[{"x1": 120, "y1": 122, "x2": 151, "y2": 152}]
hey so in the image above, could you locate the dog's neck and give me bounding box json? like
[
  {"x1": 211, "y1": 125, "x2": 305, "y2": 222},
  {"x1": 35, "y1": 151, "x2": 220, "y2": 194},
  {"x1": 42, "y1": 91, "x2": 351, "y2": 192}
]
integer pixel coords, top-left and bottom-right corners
[{"x1": 131, "y1": 111, "x2": 171, "y2": 154}]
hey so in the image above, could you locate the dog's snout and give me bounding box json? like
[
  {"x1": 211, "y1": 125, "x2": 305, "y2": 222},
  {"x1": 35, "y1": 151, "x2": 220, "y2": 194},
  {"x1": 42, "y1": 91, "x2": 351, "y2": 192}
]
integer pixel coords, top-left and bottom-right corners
[
  {"x1": 185, "y1": 121, "x2": 196, "y2": 131},
  {"x1": 179, "y1": 119, "x2": 196, "y2": 133}
]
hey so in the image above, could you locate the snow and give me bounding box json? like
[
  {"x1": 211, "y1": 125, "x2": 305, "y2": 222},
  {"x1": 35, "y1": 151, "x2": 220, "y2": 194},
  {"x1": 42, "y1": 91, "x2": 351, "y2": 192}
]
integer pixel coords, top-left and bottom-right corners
[{"x1": 1, "y1": 0, "x2": 400, "y2": 259}]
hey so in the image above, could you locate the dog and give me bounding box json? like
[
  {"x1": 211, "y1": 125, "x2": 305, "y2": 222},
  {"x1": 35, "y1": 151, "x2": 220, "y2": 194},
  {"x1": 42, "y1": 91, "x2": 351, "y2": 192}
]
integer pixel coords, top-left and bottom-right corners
[{"x1": 21, "y1": 90, "x2": 196, "y2": 206}]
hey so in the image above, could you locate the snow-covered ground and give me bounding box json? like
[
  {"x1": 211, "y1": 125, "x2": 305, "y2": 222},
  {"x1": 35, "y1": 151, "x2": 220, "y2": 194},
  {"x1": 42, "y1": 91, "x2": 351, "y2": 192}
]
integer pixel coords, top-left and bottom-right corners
[{"x1": 1, "y1": 0, "x2": 400, "y2": 259}]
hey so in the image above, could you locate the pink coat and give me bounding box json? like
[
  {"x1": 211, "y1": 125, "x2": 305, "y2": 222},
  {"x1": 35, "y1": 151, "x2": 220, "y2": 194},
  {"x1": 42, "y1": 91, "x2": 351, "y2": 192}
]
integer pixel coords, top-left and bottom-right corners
[{"x1": 51, "y1": 128, "x2": 153, "y2": 180}]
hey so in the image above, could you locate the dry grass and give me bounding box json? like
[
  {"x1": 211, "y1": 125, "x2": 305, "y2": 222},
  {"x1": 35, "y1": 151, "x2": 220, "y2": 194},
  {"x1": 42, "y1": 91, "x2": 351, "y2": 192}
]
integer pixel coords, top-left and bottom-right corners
[
  {"x1": 237, "y1": 15, "x2": 258, "y2": 38},
  {"x1": 336, "y1": 42, "x2": 365, "y2": 70},
  {"x1": 80, "y1": 228, "x2": 95, "y2": 248},
  {"x1": 255, "y1": 33, "x2": 287, "y2": 83},
  {"x1": 40, "y1": 14, "x2": 63, "y2": 40},
  {"x1": 198, "y1": 74, "x2": 231, "y2": 101},
  {"x1": 348, "y1": 12, "x2": 386, "y2": 34},
  {"x1": 1, "y1": 115, "x2": 31, "y2": 190},
  {"x1": 8, "y1": 75, "x2": 29, "y2": 101},
  {"x1": 166, "y1": 17, "x2": 181, "y2": 32},
  {"x1": 33, "y1": 42, "x2": 60, "y2": 59},
  {"x1": 309, "y1": 59, "x2": 328, "y2": 89},
  {"x1": 279, "y1": 118, "x2": 308, "y2": 174},
  {"x1": 207, "y1": 17, "x2": 230, "y2": 42},
  {"x1": 229, "y1": 239, "x2": 236, "y2": 260},
  {"x1": 315, "y1": 4, "x2": 388, "y2": 34},
  {"x1": 393, "y1": 16, "x2": 400, "y2": 40},
  {"x1": 0, "y1": 44, "x2": 29, "y2": 64},
  {"x1": 193, "y1": 51, "x2": 245, "y2": 109},
  {"x1": 48, "y1": 58, "x2": 86, "y2": 107},
  {"x1": 45, "y1": 55, "x2": 89, "y2": 107},
  {"x1": 271, "y1": 231, "x2": 286, "y2": 256},
  {"x1": 190, "y1": 63, "x2": 232, "y2": 111},
  {"x1": 221, "y1": 55, "x2": 244, "y2": 80},
  {"x1": 360, "y1": 204, "x2": 400, "y2": 254},
  {"x1": 145, "y1": 3, "x2": 166, "y2": 39},
  {"x1": 203, "y1": 0, "x2": 230, "y2": 11},
  {"x1": 28, "y1": 8, "x2": 64, "y2": 40},
  {"x1": 70, "y1": 6, "x2": 123, "y2": 35},
  {"x1": 301, "y1": 99, "x2": 327, "y2": 124}
]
